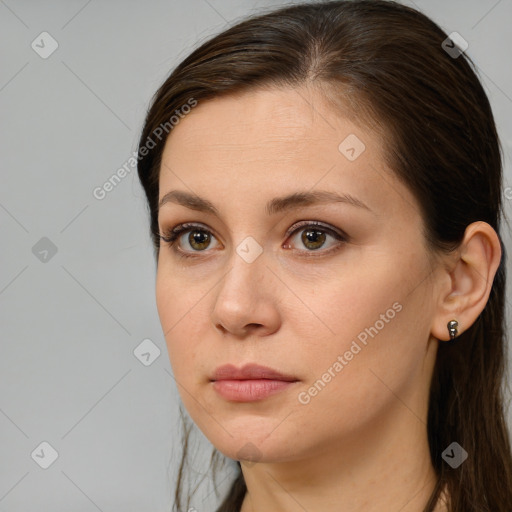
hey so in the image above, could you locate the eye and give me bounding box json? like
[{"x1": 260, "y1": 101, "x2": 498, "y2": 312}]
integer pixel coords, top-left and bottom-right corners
[
  {"x1": 283, "y1": 221, "x2": 347, "y2": 255},
  {"x1": 159, "y1": 222, "x2": 220, "y2": 256}
]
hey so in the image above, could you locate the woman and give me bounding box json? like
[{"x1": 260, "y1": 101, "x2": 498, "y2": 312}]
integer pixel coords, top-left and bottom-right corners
[{"x1": 137, "y1": 1, "x2": 512, "y2": 510}]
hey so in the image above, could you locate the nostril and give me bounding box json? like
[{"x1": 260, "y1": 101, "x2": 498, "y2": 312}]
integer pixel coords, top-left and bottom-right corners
[{"x1": 246, "y1": 323, "x2": 263, "y2": 330}]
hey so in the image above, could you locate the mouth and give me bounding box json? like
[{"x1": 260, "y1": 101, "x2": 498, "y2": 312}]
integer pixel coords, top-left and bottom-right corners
[{"x1": 210, "y1": 363, "x2": 300, "y2": 402}]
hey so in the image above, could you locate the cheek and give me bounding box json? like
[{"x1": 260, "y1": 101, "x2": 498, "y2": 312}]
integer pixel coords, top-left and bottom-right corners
[
  {"x1": 295, "y1": 253, "x2": 408, "y2": 354},
  {"x1": 293, "y1": 305, "x2": 430, "y2": 447},
  {"x1": 291, "y1": 250, "x2": 432, "y2": 403},
  {"x1": 155, "y1": 270, "x2": 207, "y2": 383}
]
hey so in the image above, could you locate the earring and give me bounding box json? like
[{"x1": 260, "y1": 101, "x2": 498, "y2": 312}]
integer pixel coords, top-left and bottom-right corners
[{"x1": 447, "y1": 320, "x2": 458, "y2": 340}]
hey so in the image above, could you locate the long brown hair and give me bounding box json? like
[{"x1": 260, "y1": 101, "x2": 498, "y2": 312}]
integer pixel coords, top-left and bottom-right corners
[{"x1": 137, "y1": 1, "x2": 512, "y2": 510}]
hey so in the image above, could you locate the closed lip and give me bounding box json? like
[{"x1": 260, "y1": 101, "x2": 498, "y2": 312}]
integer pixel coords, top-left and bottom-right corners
[{"x1": 210, "y1": 363, "x2": 299, "y2": 382}]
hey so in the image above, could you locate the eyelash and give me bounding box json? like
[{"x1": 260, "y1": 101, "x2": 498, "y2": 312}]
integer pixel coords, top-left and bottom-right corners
[{"x1": 159, "y1": 221, "x2": 348, "y2": 259}]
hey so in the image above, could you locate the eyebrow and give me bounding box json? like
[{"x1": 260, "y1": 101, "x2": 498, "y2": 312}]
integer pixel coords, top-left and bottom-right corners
[{"x1": 158, "y1": 189, "x2": 373, "y2": 216}]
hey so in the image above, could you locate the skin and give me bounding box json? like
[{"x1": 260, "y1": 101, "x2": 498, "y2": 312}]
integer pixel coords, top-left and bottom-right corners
[{"x1": 154, "y1": 85, "x2": 501, "y2": 512}]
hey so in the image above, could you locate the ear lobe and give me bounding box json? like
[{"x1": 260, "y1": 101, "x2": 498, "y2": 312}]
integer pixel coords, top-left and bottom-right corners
[{"x1": 431, "y1": 221, "x2": 502, "y2": 342}]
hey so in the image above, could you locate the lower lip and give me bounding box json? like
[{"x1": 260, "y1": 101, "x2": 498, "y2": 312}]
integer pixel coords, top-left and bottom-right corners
[{"x1": 212, "y1": 379, "x2": 297, "y2": 402}]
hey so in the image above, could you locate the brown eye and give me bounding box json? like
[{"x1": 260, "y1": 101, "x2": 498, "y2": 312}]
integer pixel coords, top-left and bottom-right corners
[
  {"x1": 301, "y1": 228, "x2": 327, "y2": 250},
  {"x1": 283, "y1": 221, "x2": 348, "y2": 257},
  {"x1": 187, "y1": 230, "x2": 211, "y2": 251},
  {"x1": 159, "y1": 223, "x2": 220, "y2": 255}
]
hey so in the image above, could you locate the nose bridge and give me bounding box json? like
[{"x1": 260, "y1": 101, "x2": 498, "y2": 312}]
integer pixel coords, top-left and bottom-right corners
[
  {"x1": 218, "y1": 238, "x2": 267, "y2": 306},
  {"x1": 211, "y1": 238, "x2": 280, "y2": 335}
]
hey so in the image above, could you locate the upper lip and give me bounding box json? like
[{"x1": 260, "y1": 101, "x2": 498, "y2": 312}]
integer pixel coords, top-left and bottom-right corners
[{"x1": 211, "y1": 363, "x2": 299, "y2": 382}]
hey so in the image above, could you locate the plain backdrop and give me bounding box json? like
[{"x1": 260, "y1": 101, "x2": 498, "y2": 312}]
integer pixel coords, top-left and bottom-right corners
[{"x1": 1, "y1": 0, "x2": 511, "y2": 511}]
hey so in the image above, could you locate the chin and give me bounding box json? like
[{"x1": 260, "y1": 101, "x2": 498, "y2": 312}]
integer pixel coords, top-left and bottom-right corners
[
  {"x1": 213, "y1": 437, "x2": 293, "y2": 465},
  {"x1": 193, "y1": 415, "x2": 294, "y2": 463}
]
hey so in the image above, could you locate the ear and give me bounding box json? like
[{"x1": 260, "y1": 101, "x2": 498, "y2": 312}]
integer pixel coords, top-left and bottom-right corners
[{"x1": 431, "y1": 221, "x2": 502, "y2": 341}]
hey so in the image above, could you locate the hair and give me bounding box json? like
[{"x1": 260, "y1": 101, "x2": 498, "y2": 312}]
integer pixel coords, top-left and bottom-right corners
[{"x1": 136, "y1": 1, "x2": 512, "y2": 510}]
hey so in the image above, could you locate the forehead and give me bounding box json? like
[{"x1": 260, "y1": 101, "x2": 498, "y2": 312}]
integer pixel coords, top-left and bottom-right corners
[
  {"x1": 162, "y1": 86, "x2": 378, "y2": 160},
  {"x1": 158, "y1": 86, "x2": 416, "y2": 221}
]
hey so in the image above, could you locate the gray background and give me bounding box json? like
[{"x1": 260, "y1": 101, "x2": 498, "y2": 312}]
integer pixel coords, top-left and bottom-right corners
[{"x1": 1, "y1": 0, "x2": 511, "y2": 511}]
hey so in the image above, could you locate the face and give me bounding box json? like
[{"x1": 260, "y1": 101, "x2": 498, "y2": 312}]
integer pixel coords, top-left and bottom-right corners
[{"x1": 155, "y1": 85, "x2": 440, "y2": 463}]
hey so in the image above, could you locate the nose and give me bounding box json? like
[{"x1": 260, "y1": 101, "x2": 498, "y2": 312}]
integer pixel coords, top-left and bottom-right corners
[{"x1": 210, "y1": 250, "x2": 281, "y2": 338}]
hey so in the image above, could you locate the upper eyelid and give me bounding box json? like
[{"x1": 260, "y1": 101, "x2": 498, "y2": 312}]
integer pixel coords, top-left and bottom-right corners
[
  {"x1": 285, "y1": 220, "x2": 347, "y2": 238},
  {"x1": 161, "y1": 220, "x2": 347, "y2": 246}
]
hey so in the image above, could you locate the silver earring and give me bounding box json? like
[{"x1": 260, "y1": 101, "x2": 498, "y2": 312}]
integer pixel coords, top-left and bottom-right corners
[{"x1": 447, "y1": 320, "x2": 458, "y2": 340}]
